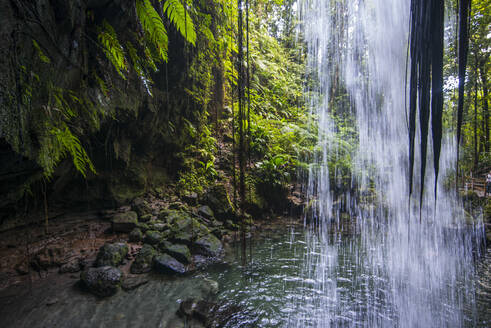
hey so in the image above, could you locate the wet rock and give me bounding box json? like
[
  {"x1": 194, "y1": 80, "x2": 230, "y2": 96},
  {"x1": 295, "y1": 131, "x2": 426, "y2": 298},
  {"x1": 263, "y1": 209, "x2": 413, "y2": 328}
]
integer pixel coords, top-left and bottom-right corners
[
  {"x1": 200, "y1": 279, "x2": 219, "y2": 297},
  {"x1": 112, "y1": 211, "x2": 138, "y2": 233},
  {"x1": 131, "y1": 197, "x2": 152, "y2": 217},
  {"x1": 149, "y1": 222, "x2": 168, "y2": 232},
  {"x1": 59, "y1": 259, "x2": 82, "y2": 273},
  {"x1": 130, "y1": 244, "x2": 157, "y2": 274},
  {"x1": 159, "y1": 241, "x2": 191, "y2": 264},
  {"x1": 121, "y1": 276, "x2": 149, "y2": 291},
  {"x1": 80, "y1": 266, "x2": 122, "y2": 297},
  {"x1": 139, "y1": 214, "x2": 152, "y2": 223},
  {"x1": 171, "y1": 231, "x2": 193, "y2": 245},
  {"x1": 153, "y1": 254, "x2": 187, "y2": 275},
  {"x1": 198, "y1": 205, "x2": 214, "y2": 219},
  {"x1": 178, "y1": 298, "x2": 216, "y2": 323},
  {"x1": 169, "y1": 202, "x2": 187, "y2": 211},
  {"x1": 95, "y1": 242, "x2": 129, "y2": 267},
  {"x1": 129, "y1": 228, "x2": 143, "y2": 242},
  {"x1": 183, "y1": 192, "x2": 198, "y2": 205},
  {"x1": 203, "y1": 185, "x2": 235, "y2": 220},
  {"x1": 193, "y1": 234, "x2": 223, "y2": 258},
  {"x1": 144, "y1": 230, "x2": 162, "y2": 245}
]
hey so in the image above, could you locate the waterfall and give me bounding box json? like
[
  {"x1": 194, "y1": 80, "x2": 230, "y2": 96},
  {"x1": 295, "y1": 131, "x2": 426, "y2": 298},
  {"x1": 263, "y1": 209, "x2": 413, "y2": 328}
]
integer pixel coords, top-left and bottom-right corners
[{"x1": 294, "y1": 0, "x2": 484, "y2": 327}]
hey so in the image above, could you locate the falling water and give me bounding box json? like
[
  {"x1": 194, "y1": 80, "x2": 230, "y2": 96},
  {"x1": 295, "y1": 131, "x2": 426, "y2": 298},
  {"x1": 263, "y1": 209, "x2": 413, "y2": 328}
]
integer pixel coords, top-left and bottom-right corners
[{"x1": 296, "y1": 0, "x2": 484, "y2": 327}]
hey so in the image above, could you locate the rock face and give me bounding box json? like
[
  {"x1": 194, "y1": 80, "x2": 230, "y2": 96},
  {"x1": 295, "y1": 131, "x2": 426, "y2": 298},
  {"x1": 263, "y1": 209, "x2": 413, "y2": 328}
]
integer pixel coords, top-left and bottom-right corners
[
  {"x1": 204, "y1": 185, "x2": 235, "y2": 220},
  {"x1": 112, "y1": 211, "x2": 138, "y2": 233},
  {"x1": 80, "y1": 266, "x2": 122, "y2": 297},
  {"x1": 160, "y1": 241, "x2": 191, "y2": 264},
  {"x1": 130, "y1": 244, "x2": 157, "y2": 274},
  {"x1": 153, "y1": 254, "x2": 187, "y2": 275},
  {"x1": 194, "y1": 234, "x2": 223, "y2": 258},
  {"x1": 95, "y1": 242, "x2": 129, "y2": 267}
]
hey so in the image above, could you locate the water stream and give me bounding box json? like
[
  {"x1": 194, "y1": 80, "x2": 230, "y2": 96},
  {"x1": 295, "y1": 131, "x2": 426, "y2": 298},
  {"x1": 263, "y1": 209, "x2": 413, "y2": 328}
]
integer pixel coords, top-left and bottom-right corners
[{"x1": 295, "y1": 0, "x2": 485, "y2": 327}]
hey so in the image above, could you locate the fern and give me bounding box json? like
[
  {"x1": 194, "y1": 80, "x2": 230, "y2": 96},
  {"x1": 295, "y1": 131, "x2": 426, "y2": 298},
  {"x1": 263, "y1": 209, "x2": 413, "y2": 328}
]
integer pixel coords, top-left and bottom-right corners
[
  {"x1": 162, "y1": 0, "x2": 197, "y2": 46},
  {"x1": 98, "y1": 20, "x2": 127, "y2": 79},
  {"x1": 136, "y1": 0, "x2": 168, "y2": 62}
]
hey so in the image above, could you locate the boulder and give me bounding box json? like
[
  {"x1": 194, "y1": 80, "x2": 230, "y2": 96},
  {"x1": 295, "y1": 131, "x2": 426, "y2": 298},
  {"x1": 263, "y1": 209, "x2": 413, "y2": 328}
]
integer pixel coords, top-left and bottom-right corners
[
  {"x1": 153, "y1": 254, "x2": 187, "y2": 275},
  {"x1": 159, "y1": 241, "x2": 191, "y2": 264},
  {"x1": 144, "y1": 230, "x2": 162, "y2": 245},
  {"x1": 80, "y1": 266, "x2": 122, "y2": 297},
  {"x1": 59, "y1": 259, "x2": 82, "y2": 273},
  {"x1": 198, "y1": 205, "x2": 214, "y2": 219},
  {"x1": 130, "y1": 244, "x2": 157, "y2": 274},
  {"x1": 203, "y1": 185, "x2": 235, "y2": 220},
  {"x1": 112, "y1": 211, "x2": 138, "y2": 233},
  {"x1": 193, "y1": 234, "x2": 223, "y2": 258},
  {"x1": 95, "y1": 242, "x2": 129, "y2": 267},
  {"x1": 178, "y1": 298, "x2": 216, "y2": 323},
  {"x1": 131, "y1": 197, "x2": 152, "y2": 217},
  {"x1": 139, "y1": 214, "x2": 152, "y2": 223},
  {"x1": 129, "y1": 228, "x2": 143, "y2": 242}
]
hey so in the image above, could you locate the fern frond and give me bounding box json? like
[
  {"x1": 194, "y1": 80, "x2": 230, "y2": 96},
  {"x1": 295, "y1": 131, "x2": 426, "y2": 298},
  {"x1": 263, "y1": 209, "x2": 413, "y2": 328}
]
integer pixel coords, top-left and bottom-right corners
[
  {"x1": 162, "y1": 0, "x2": 197, "y2": 46},
  {"x1": 136, "y1": 0, "x2": 168, "y2": 62},
  {"x1": 98, "y1": 21, "x2": 127, "y2": 79},
  {"x1": 52, "y1": 127, "x2": 96, "y2": 178}
]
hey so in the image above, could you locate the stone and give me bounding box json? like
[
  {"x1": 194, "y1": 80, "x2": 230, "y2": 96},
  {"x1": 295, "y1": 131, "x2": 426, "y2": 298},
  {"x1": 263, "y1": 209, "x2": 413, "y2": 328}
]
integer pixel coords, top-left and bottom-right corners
[
  {"x1": 112, "y1": 211, "x2": 138, "y2": 233},
  {"x1": 203, "y1": 185, "x2": 235, "y2": 220},
  {"x1": 129, "y1": 228, "x2": 143, "y2": 242},
  {"x1": 198, "y1": 205, "x2": 214, "y2": 219},
  {"x1": 59, "y1": 259, "x2": 82, "y2": 273},
  {"x1": 193, "y1": 234, "x2": 223, "y2": 258},
  {"x1": 169, "y1": 202, "x2": 186, "y2": 211},
  {"x1": 144, "y1": 230, "x2": 162, "y2": 245},
  {"x1": 183, "y1": 192, "x2": 198, "y2": 206},
  {"x1": 95, "y1": 242, "x2": 129, "y2": 267},
  {"x1": 130, "y1": 244, "x2": 157, "y2": 274},
  {"x1": 80, "y1": 266, "x2": 122, "y2": 297},
  {"x1": 153, "y1": 254, "x2": 187, "y2": 275},
  {"x1": 171, "y1": 231, "x2": 193, "y2": 245},
  {"x1": 131, "y1": 197, "x2": 152, "y2": 217},
  {"x1": 177, "y1": 298, "x2": 216, "y2": 323},
  {"x1": 159, "y1": 241, "x2": 191, "y2": 264},
  {"x1": 139, "y1": 214, "x2": 152, "y2": 223},
  {"x1": 149, "y1": 222, "x2": 168, "y2": 232}
]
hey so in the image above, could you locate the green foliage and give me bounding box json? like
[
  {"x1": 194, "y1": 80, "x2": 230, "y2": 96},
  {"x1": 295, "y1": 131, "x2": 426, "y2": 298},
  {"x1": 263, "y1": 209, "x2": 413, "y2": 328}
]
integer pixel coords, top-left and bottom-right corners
[
  {"x1": 163, "y1": 0, "x2": 197, "y2": 45},
  {"x1": 98, "y1": 21, "x2": 127, "y2": 79},
  {"x1": 38, "y1": 125, "x2": 96, "y2": 178},
  {"x1": 136, "y1": 0, "x2": 169, "y2": 62}
]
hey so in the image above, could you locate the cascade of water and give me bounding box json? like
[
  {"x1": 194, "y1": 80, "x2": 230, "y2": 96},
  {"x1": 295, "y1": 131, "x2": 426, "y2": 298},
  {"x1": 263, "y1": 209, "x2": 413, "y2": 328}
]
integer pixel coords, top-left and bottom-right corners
[{"x1": 294, "y1": 0, "x2": 484, "y2": 327}]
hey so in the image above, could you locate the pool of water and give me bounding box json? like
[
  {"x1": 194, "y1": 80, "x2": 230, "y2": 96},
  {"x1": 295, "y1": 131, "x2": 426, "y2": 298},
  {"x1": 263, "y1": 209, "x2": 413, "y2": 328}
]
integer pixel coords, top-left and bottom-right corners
[{"x1": 201, "y1": 222, "x2": 491, "y2": 328}]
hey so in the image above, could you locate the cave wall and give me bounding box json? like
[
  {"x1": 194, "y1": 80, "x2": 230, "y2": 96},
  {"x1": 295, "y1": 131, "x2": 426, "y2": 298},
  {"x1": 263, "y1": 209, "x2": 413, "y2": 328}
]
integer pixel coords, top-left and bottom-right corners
[{"x1": 0, "y1": 0, "x2": 222, "y2": 230}]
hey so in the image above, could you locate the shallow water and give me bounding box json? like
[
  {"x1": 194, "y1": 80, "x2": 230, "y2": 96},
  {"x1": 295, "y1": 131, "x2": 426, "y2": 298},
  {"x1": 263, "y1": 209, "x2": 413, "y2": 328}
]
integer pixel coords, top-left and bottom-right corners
[{"x1": 202, "y1": 223, "x2": 491, "y2": 328}]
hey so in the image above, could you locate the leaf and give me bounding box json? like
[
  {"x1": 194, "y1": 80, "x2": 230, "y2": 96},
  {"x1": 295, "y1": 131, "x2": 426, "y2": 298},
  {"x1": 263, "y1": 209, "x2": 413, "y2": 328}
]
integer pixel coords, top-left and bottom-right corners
[
  {"x1": 98, "y1": 20, "x2": 127, "y2": 79},
  {"x1": 136, "y1": 0, "x2": 168, "y2": 62},
  {"x1": 162, "y1": 0, "x2": 197, "y2": 46}
]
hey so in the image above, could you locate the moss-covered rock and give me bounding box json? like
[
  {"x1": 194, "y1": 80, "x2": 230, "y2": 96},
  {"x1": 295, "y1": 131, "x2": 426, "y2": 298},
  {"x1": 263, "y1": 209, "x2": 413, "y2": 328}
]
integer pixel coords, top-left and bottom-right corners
[
  {"x1": 204, "y1": 185, "x2": 235, "y2": 221},
  {"x1": 193, "y1": 234, "x2": 223, "y2": 258},
  {"x1": 129, "y1": 228, "x2": 144, "y2": 242},
  {"x1": 198, "y1": 205, "x2": 214, "y2": 219},
  {"x1": 153, "y1": 254, "x2": 188, "y2": 275},
  {"x1": 130, "y1": 244, "x2": 157, "y2": 274},
  {"x1": 95, "y1": 242, "x2": 129, "y2": 267},
  {"x1": 80, "y1": 266, "x2": 122, "y2": 297},
  {"x1": 159, "y1": 241, "x2": 191, "y2": 264},
  {"x1": 132, "y1": 197, "x2": 152, "y2": 217},
  {"x1": 112, "y1": 211, "x2": 138, "y2": 233},
  {"x1": 144, "y1": 230, "x2": 162, "y2": 245},
  {"x1": 139, "y1": 214, "x2": 152, "y2": 223}
]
